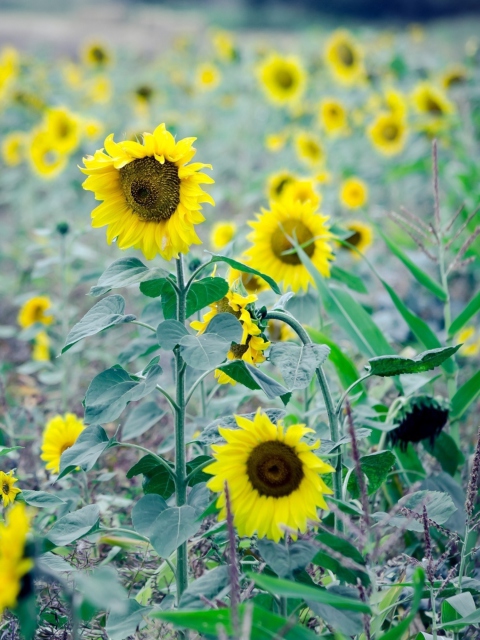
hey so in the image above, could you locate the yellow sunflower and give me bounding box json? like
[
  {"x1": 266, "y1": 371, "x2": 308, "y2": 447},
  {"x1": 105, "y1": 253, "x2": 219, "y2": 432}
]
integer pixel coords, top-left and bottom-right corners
[
  {"x1": 283, "y1": 178, "x2": 322, "y2": 207},
  {"x1": 29, "y1": 130, "x2": 67, "y2": 179},
  {"x1": 265, "y1": 131, "x2": 288, "y2": 152},
  {"x1": 384, "y1": 88, "x2": 408, "y2": 119},
  {"x1": 412, "y1": 82, "x2": 455, "y2": 117},
  {"x1": 45, "y1": 107, "x2": 81, "y2": 154},
  {"x1": 2, "y1": 132, "x2": 25, "y2": 166},
  {"x1": 0, "y1": 503, "x2": 32, "y2": 616},
  {"x1": 295, "y1": 132, "x2": 325, "y2": 167},
  {"x1": 441, "y1": 65, "x2": 467, "y2": 90},
  {"x1": 341, "y1": 220, "x2": 374, "y2": 256},
  {"x1": 324, "y1": 30, "x2": 364, "y2": 85},
  {"x1": 340, "y1": 177, "x2": 368, "y2": 209},
  {"x1": 246, "y1": 197, "x2": 334, "y2": 293},
  {"x1": 32, "y1": 330, "x2": 50, "y2": 362},
  {"x1": 18, "y1": 296, "x2": 53, "y2": 329},
  {"x1": 40, "y1": 413, "x2": 85, "y2": 474},
  {"x1": 368, "y1": 111, "x2": 407, "y2": 156},
  {"x1": 83, "y1": 119, "x2": 104, "y2": 140},
  {"x1": 258, "y1": 53, "x2": 306, "y2": 106},
  {"x1": 211, "y1": 221, "x2": 237, "y2": 250},
  {"x1": 82, "y1": 41, "x2": 112, "y2": 67},
  {"x1": 197, "y1": 63, "x2": 221, "y2": 91},
  {"x1": 0, "y1": 471, "x2": 21, "y2": 508},
  {"x1": 205, "y1": 410, "x2": 334, "y2": 542},
  {"x1": 267, "y1": 170, "x2": 296, "y2": 201},
  {"x1": 319, "y1": 98, "x2": 348, "y2": 135},
  {"x1": 81, "y1": 123, "x2": 214, "y2": 261},
  {"x1": 457, "y1": 326, "x2": 480, "y2": 357},
  {"x1": 211, "y1": 30, "x2": 236, "y2": 62}
]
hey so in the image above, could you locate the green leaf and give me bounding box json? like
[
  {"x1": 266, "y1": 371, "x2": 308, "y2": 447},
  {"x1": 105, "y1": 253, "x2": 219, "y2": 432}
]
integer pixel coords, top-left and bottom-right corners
[
  {"x1": 186, "y1": 277, "x2": 229, "y2": 318},
  {"x1": 257, "y1": 539, "x2": 317, "y2": 579},
  {"x1": 423, "y1": 432, "x2": 464, "y2": 476},
  {"x1": 245, "y1": 363, "x2": 290, "y2": 399},
  {"x1": 84, "y1": 364, "x2": 162, "y2": 425},
  {"x1": 127, "y1": 454, "x2": 175, "y2": 499},
  {"x1": 248, "y1": 573, "x2": 371, "y2": 613},
  {"x1": 208, "y1": 254, "x2": 281, "y2": 294},
  {"x1": 179, "y1": 566, "x2": 230, "y2": 610},
  {"x1": 216, "y1": 360, "x2": 261, "y2": 391},
  {"x1": 330, "y1": 265, "x2": 368, "y2": 294},
  {"x1": 122, "y1": 401, "x2": 164, "y2": 441},
  {"x1": 374, "y1": 490, "x2": 457, "y2": 532},
  {"x1": 306, "y1": 584, "x2": 364, "y2": 636},
  {"x1": 0, "y1": 445, "x2": 22, "y2": 457},
  {"x1": 21, "y1": 490, "x2": 66, "y2": 508},
  {"x1": 379, "y1": 229, "x2": 447, "y2": 301},
  {"x1": 132, "y1": 494, "x2": 168, "y2": 537},
  {"x1": 139, "y1": 277, "x2": 169, "y2": 299},
  {"x1": 74, "y1": 567, "x2": 128, "y2": 614},
  {"x1": 89, "y1": 257, "x2": 169, "y2": 297},
  {"x1": 312, "y1": 531, "x2": 369, "y2": 587},
  {"x1": 47, "y1": 504, "x2": 100, "y2": 546},
  {"x1": 58, "y1": 425, "x2": 111, "y2": 479},
  {"x1": 150, "y1": 506, "x2": 200, "y2": 557},
  {"x1": 156, "y1": 319, "x2": 189, "y2": 350},
  {"x1": 106, "y1": 599, "x2": 151, "y2": 640},
  {"x1": 367, "y1": 345, "x2": 461, "y2": 377},
  {"x1": 205, "y1": 313, "x2": 243, "y2": 344},
  {"x1": 179, "y1": 334, "x2": 229, "y2": 370},
  {"x1": 441, "y1": 592, "x2": 476, "y2": 631},
  {"x1": 451, "y1": 370, "x2": 480, "y2": 419},
  {"x1": 441, "y1": 607, "x2": 480, "y2": 629},
  {"x1": 347, "y1": 450, "x2": 396, "y2": 498},
  {"x1": 270, "y1": 342, "x2": 330, "y2": 390},
  {"x1": 449, "y1": 289, "x2": 480, "y2": 336},
  {"x1": 62, "y1": 295, "x2": 136, "y2": 353},
  {"x1": 187, "y1": 455, "x2": 213, "y2": 486},
  {"x1": 117, "y1": 334, "x2": 159, "y2": 366},
  {"x1": 380, "y1": 568, "x2": 425, "y2": 640}
]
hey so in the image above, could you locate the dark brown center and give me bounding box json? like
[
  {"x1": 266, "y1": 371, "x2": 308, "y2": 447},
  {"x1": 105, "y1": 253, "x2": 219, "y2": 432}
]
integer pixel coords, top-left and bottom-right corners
[
  {"x1": 2, "y1": 482, "x2": 9, "y2": 495},
  {"x1": 275, "y1": 68, "x2": 294, "y2": 89},
  {"x1": 382, "y1": 123, "x2": 399, "y2": 141},
  {"x1": 336, "y1": 43, "x2": 355, "y2": 67},
  {"x1": 345, "y1": 230, "x2": 361, "y2": 247},
  {"x1": 271, "y1": 219, "x2": 315, "y2": 265},
  {"x1": 247, "y1": 441, "x2": 304, "y2": 497}
]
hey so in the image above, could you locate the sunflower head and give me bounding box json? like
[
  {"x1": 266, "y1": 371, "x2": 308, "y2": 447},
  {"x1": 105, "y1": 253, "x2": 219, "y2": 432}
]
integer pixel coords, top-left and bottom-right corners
[
  {"x1": 205, "y1": 410, "x2": 334, "y2": 541},
  {"x1": 340, "y1": 177, "x2": 368, "y2": 209},
  {"x1": 246, "y1": 197, "x2": 334, "y2": 293},
  {"x1": 135, "y1": 84, "x2": 155, "y2": 103},
  {"x1": 265, "y1": 132, "x2": 288, "y2": 152},
  {"x1": 267, "y1": 319, "x2": 294, "y2": 342},
  {"x1": 210, "y1": 221, "x2": 237, "y2": 250},
  {"x1": 32, "y1": 330, "x2": 50, "y2": 362},
  {"x1": 324, "y1": 30, "x2": 364, "y2": 85},
  {"x1": 81, "y1": 124, "x2": 214, "y2": 261},
  {"x1": 197, "y1": 63, "x2": 221, "y2": 90},
  {"x1": 283, "y1": 178, "x2": 322, "y2": 207},
  {"x1": 442, "y1": 65, "x2": 467, "y2": 90},
  {"x1": 368, "y1": 111, "x2": 407, "y2": 156},
  {"x1": 295, "y1": 132, "x2": 325, "y2": 167},
  {"x1": 2, "y1": 132, "x2": 25, "y2": 167},
  {"x1": 457, "y1": 326, "x2": 480, "y2": 357},
  {"x1": 341, "y1": 220, "x2": 373, "y2": 256},
  {"x1": 29, "y1": 130, "x2": 67, "y2": 179},
  {"x1": 40, "y1": 413, "x2": 85, "y2": 474},
  {"x1": 0, "y1": 471, "x2": 21, "y2": 508},
  {"x1": 319, "y1": 98, "x2": 348, "y2": 135},
  {"x1": 45, "y1": 107, "x2": 81, "y2": 154},
  {"x1": 211, "y1": 30, "x2": 236, "y2": 62},
  {"x1": 18, "y1": 296, "x2": 53, "y2": 329},
  {"x1": 82, "y1": 41, "x2": 112, "y2": 67},
  {"x1": 267, "y1": 170, "x2": 296, "y2": 201},
  {"x1": 0, "y1": 502, "x2": 33, "y2": 615},
  {"x1": 412, "y1": 82, "x2": 455, "y2": 117},
  {"x1": 388, "y1": 395, "x2": 450, "y2": 451},
  {"x1": 258, "y1": 53, "x2": 306, "y2": 106},
  {"x1": 384, "y1": 88, "x2": 408, "y2": 119}
]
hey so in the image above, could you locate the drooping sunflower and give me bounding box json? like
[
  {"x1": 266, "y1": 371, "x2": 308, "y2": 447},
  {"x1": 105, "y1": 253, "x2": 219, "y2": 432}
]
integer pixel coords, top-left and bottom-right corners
[
  {"x1": 457, "y1": 326, "x2": 480, "y2": 357},
  {"x1": 246, "y1": 197, "x2": 334, "y2": 292},
  {"x1": 204, "y1": 410, "x2": 335, "y2": 542},
  {"x1": 2, "y1": 132, "x2": 25, "y2": 166},
  {"x1": 45, "y1": 107, "x2": 81, "y2": 154},
  {"x1": 32, "y1": 330, "x2": 50, "y2": 362},
  {"x1": 258, "y1": 53, "x2": 306, "y2": 106},
  {"x1": 210, "y1": 221, "x2": 237, "y2": 250},
  {"x1": 295, "y1": 132, "x2": 325, "y2": 167},
  {"x1": 81, "y1": 123, "x2": 215, "y2": 261},
  {"x1": 340, "y1": 177, "x2": 368, "y2": 209},
  {"x1": 0, "y1": 503, "x2": 32, "y2": 616},
  {"x1": 412, "y1": 82, "x2": 455, "y2": 118},
  {"x1": 388, "y1": 395, "x2": 449, "y2": 451},
  {"x1": 0, "y1": 471, "x2": 21, "y2": 508},
  {"x1": 29, "y1": 130, "x2": 67, "y2": 179},
  {"x1": 40, "y1": 413, "x2": 85, "y2": 474},
  {"x1": 18, "y1": 296, "x2": 53, "y2": 329},
  {"x1": 341, "y1": 221, "x2": 374, "y2": 256},
  {"x1": 324, "y1": 30, "x2": 364, "y2": 85},
  {"x1": 319, "y1": 98, "x2": 348, "y2": 135},
  {"x1": 267, "y1": 170, "x2": 296, "y2": 201},
  {"x1": 368, "y1": 112, "x2": 407, "y2": 156},
  {"x1": 197, "y1": 63, "x2": 221, "y2": 91},
  {"x1": 283, "y1": 178, "x2": 322, "y2": 207},
  {"x1": 82, "y1": 41, "x2": 112, "y2": 67}
]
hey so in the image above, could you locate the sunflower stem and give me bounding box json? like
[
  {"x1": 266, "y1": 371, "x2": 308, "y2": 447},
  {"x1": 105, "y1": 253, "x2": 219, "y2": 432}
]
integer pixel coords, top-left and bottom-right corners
[{"x1": 59, "y1": 229, "x2": 69, "y2": 413}]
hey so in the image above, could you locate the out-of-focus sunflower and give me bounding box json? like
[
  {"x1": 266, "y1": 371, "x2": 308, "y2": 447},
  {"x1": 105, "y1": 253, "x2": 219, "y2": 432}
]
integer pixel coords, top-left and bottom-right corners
[
  {"x1": 81, "y1": 123, "x2": 214, "y2": 261},
  {"x1": 246, "y1": 196, "x2": 334, "y2": 292},
  {"x1": 265, "y1": 131, "x2": 288, "y2": 152},
  {"x1": 412, "y1": 82, "x2": 455, "y2": 117},
  {"x1": 197, "y1": 63, "x2": 221, "y2": 91},
  {"x1": 32, "y1": 330, "x2": 50, "y2": 362},
  {"x1": 283, "y1": 178, "x2": 321, "y2": 207},
  {"x1": 340, "y1": 177, "x2": 368, "y2": 209},
  {"x1": 88, "y1": 75, "x2": 112, "y2": 104},
  {"x1": 204, "y1": 410, "x2": 334, "y2": 542},
  {"x1": 211, "y1": 30, "x2": 237, "y2": 62},
  {"x1": 384, "y1": 88, "x2": 408, "y2": 119},
  {"x1": 295, "y1": 132, "x2": 325, "y2": 167},
  {"x1": 62, "y1": 62, "x2": 83, "y2": 89},
  {"x1": 40, "y1": 413, "x2": 85, "y2": 474},
  {"x1": 134, "y1": 84, "x2": 155, "y2": 108},
  {"x1": 18, "y1": 296, "x2": 53, "y2": 329},
  {"x1": 258, "y1": 53, "x2": 306, "y2": 106},
  {"x1": 1, "y1": 131, "x2": 25, "y2": 166},
  {"x1": 441, "y1": 65, "x2": 468, "y2": 90},
  {"x1": 82, "y1": 41, "x2": 112, "y2": 67},
  {"x1": 0, "y1": 470, "x2": 21, "y2": 508},
  {"x1": 0, "y1": 503, "x2": 32, "y2": 616},
  {"x1": 83, "y1": 119, "x2": 103, "y2": 140},
  {"x1": 227, "y1": 259, "x2": 269, "y2": 295},
  {"x1": 29, "y1": 130, "x2": 67, "y2": 179},
  {"x1": 324, "y1": 30, "x2": 364, "y2": 85},
  {"x1": 0, "y1": 46, "x2": 19, "y2": 100},
  {"x1": 319, "y1": 98, "x2": 348, "y2": 135},
  {"x1": 267, "y1": 170, "x2": 296, "y2": 201},
  {"x1": 368, "y1": 112, "x2": 407, "y2": 156},
  {"x1": 45, "y1": 107, "x2": 81, "y2": 154},
  {"x1": 341, "y1": 220, "x2": 374, "y2": 255},
  {"x1": 210, "y1": 221, "x2": 237, "y2": 250},
  {"x1": 457, "y1": 326, "x2": 480, "y2": 357}
]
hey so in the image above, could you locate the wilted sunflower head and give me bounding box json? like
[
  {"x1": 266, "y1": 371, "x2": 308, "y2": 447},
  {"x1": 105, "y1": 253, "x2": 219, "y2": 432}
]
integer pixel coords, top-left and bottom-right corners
[
  {"x1": 388, "y1": 395, "x2": 450, "y2": 451},
  {"x1": 258, "y1": 53, "x2": 306, "y2": 106}
]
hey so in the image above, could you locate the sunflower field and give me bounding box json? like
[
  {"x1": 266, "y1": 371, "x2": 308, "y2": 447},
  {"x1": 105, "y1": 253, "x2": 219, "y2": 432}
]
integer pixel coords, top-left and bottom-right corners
[{"x1": 1, "y1": 4, "x2": 480, "y2": 639}]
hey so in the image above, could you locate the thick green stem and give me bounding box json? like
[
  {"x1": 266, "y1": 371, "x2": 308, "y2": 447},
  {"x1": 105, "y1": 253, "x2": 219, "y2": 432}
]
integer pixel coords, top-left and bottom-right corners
[{"x1": 175, "y1": 256, "x2": 188, "y2": 605}]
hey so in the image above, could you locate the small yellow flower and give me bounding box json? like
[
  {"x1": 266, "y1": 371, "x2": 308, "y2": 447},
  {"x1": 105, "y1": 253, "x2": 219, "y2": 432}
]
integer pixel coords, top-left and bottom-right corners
[
  {"x1": 32, "y1": 330, "x2": 50, "y2": 362},
  {"x1": 41, "y1": 413, "x2": 85, "y2": 474},
  {"x1": 384, "y1": 88, "x2": 408, "y2": 119},
  {"x1": 0, "y1": 471, "x2": 21, "y2": 508},
  {"x1": 441, "y1": 65, "x2": 468, "y2": 90},
  {"x1": 210, "y1": 222, "x2": 237, "y2": 250},
  {"x1": 18, "y1": 296, "x2": 53, "y2": 329},
  {"x1": 1, "y1": 132, "x2": 25, "y2": 166},
  {"x1": 283, "y1": 178, "x2": 322, "y2": 207},
  {"x1": 412, "y1": 82, "x2": 455, "y2": 117},
  {"x1": 267, "y1": 170, "x2": 296, "y2": 201},
  {"x1": 319, "y1": 98, "x2": 348, "y2": 135},
  {"x1": 408, "y1": 23, "x2": 425, "y2": 43},
  {"x1": 62, "y1": 62, "x2": 83, "y2": 89},
  {"x1": 457, "y1": 326, "x2": 480, "y2": 357},
  {"x1": 258, "y1": 53, "x2": 306, "y2": 106},
  {"x1": 88, "y1": 75, "x2": 112, "y2": 104},
  {"x1": 45, "y1": 107, "x2": 81, "y2": 154},
  {"x1": 83, "y1": 119, "x2": 104, "y2": 139},
  {"x1": 295, "y1": 132, "x2": 325, "y2": 167},
  {"x1": 29, "y1": 130, "x2": 67, "y2": 179},
  {"x1": 0, "y1": 503, "x2": 32, "y2": 616},
  {"x1": 368, "y1": 111, "x2": 407, "y2": 156},
  {"x1": 211, "y1": 30, "x2": 236, "y2": 62},
  {"x1": 324, "y1": 30, "x2": 364, "y2": 85},
  {"x1": 197, "y1": 63, "x2": 221, "y2": 91},
  {"x1": 82, "y1": 41, "x2": 112, "y2": 67},
  {"x1": 341, "y1": 220, "x2": 374, "y2": 256},
  {"x1": 265, "y1": 132, "x2": 287, "y2": 152},
  {"x1": 340, "y1": 177, "x2": 368, "y2": 209}
]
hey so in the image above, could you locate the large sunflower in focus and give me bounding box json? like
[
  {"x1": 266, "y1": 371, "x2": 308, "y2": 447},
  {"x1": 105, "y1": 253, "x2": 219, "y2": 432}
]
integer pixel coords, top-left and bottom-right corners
[
  {"x1": 81, "y1": 124, "x2": 215, "y2": 261},
  {"x1": 246, "y1": 197, "x2": 334, "y2": 292},
  {"x1": 258, "y1": 54, "x2": 306, "y2": 106},
  {"x1": 324, "y1": 30, "x2": 364, "y2": 85},
  {"x1": 205, "y1": 410, "x2": 334, "y2": 542},
  {"x1": 368, "y1": 112, "x2": 407, "y2": 156}
]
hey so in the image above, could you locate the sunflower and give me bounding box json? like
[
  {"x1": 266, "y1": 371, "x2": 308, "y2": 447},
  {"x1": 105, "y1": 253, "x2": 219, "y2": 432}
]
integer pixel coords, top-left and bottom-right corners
[
  {"x1": 340, "y1": 177, "x2": 368, "y2": 209},
  {"x1": 29, "y1": 130, "x2": 67, "y2": 179},
  {"x1": 341, "y1": 220, "x2": 373, "y2": 256},
  {"x1": 1, "y1": 132, "x2": 25, "y2": 166},
  {"x1": 283, "y1": 178, "x2": 322, "y2": 207},
  {"x1": 0, "y1": 471, "x2": 21, "y2": 508},
  {"x1": 211, "y1": 221, "x2": 237, "y2": 250},
  {"x1": 457, "y1": 326, "x2": 480, "y2": 357},
  {"x1": 265, "y1": 132, "x2": 287, "y2": 152},
  {"x1": 368, "y1": 112, "x2": 407, "y2": 156},
  {"x1": 258, "y1": 53, "x2": 306, "y2": 106},
  {"x1": 267, "y1": 170, "x2": 296, "y2": 201},
  {"x1": 82, "y1": 41, "x2": 112, "y2": 67},
  {"x1": 384, "y1": 88, "x2": 408, "y2": 119},
  {"x1": 32, "y1": 330, "x2": 50, "y2": 362},
  {"x1": 388, "y1": 395, "x2": 449, "y2": 451},
  {"x1": 40, "y1": 413, "x2": 85, "y2": 474},
  {"x1": 135, "y1": 84, "x2": 154, "y2": 104},
  {"x1": 197, "y1": 63, "x2": 221, "y2": 91},
  {"x1": 227, "y1": 259, "x2": 269, "y2": 295},
  {"x1": 211, "y1": 30, "x2": 236, "y2": 62},
  {"x1": 442, "y1": 65, "x2": 468, "y2": 90},
  {"x1": 205, "y1": 410, "x2": 334, "y2": 542},
  {"x1": 0, "y1": 503, "x2": 32, "y2": 616},
  {"x1": 18, "y1": 296, "x2": 53, "y2": 329},
  {"x1": 319, "y1": 98, "x2": 348, "y2": 135},
  {"x1": 412, "y1": 82, "x2": 455, "y2": 117},
  {"x1": 81, "y1": 123, "x2": 214, "y2": 261},
  {"x1": 246, "y1": 197, "x2": 334, "y2": 293},
  {"x1": 324, "y1": 30, "x2": 364, "y2": 85},
  {"x1": 295, "y1": 132, "x2": 325, "y2": 167},
  {"x1": 45, "y1": 107, "x2": 81, "y2": 154}
]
